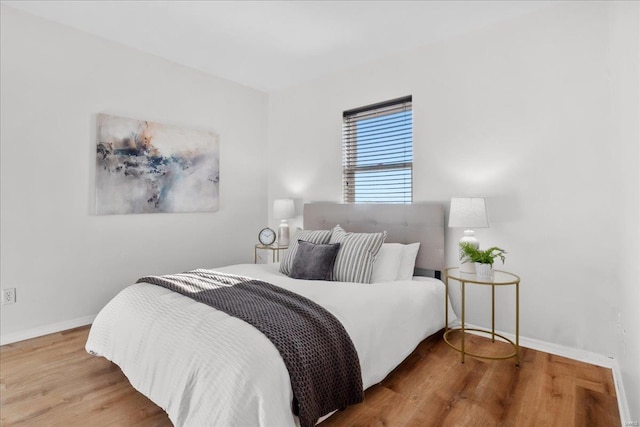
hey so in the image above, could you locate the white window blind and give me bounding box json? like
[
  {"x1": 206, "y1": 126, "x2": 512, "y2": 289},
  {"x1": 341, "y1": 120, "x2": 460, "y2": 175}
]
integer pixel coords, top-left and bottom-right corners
[{"x1": 342, "y1": 96, "x2": 413, "y2": 203}]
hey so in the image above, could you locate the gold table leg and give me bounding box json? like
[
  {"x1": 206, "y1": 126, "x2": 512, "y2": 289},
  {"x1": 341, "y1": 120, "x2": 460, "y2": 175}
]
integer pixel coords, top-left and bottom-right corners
[
  {"x1": 461, "y1": 281, "x2": 465, "y2": 364},
  {"x1": 445, "y1": 275, "x2": 449, "y2": 334},
  {"x1": 491, "y1": 284, "x2": 495, "y2": 342},
  {"x1": 516, "y1": 281, "x2": 520, "y2": 366}
]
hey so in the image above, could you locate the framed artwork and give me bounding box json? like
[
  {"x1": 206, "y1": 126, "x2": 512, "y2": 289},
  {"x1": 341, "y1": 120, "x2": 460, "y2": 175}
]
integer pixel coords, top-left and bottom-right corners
[{"x1": 96, "y1": 114, "x2": 219, "y2": 214}]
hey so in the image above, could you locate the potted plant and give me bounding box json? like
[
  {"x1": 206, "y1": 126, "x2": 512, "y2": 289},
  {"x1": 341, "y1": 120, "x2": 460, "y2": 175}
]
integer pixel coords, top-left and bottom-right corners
[{"x1": 459, "y1": 242, "x2": 507, "y2": 279}]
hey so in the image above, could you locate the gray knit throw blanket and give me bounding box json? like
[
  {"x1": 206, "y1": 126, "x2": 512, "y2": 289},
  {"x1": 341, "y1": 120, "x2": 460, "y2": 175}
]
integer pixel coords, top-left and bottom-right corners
[{"x1": 137, "y1": 269, "x2": 363, "y2": 427}]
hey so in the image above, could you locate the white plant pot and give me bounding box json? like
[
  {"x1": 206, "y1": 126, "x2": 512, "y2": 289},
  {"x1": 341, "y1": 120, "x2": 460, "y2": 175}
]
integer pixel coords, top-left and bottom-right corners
[{"x1": 475, "y1": 263, "x2": 493, "y2": 280}]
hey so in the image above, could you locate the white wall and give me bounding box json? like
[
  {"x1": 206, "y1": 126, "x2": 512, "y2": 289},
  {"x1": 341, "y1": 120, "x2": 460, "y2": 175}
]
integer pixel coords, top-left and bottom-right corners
[
  {"x1": 0, "y1": 7, "x2": 268, "y2": 340},
  {"x1": 268, "y1": 2, "x2": 639, "y2": 419},
  {"x1": 609, "y1": 1, "x2": 640, "y2": 419}
]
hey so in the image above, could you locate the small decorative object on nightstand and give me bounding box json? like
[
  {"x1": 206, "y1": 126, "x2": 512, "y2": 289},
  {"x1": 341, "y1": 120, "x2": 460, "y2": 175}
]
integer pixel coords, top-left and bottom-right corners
[
  {"x1": 258, "y1": 227, "x2": 276, "y2": 246},
  {"x1": 273, "y1": 199, "x2": 295, "y2": 247},
  {"x1": 458, "y1": 243, "x2": 507, "y2": 280},
  {"x1": 444, "y1": 267, "x2": 520, "y2": 365},
  {"x1": 448, "y1": 197, "x2": 489, "y2": 274}
]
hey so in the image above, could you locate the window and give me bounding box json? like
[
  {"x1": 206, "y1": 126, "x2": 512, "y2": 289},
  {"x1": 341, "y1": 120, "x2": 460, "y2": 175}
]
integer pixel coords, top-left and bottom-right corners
[{"x1": 342, "y1": 96, "x2": 413, "y2": 203}]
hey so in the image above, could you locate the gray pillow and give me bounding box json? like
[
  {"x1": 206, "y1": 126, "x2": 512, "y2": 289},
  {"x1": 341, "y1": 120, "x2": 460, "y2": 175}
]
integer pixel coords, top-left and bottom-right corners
[
  {"x1": 289, "y1": 241, "x2": 341, "y2": 281},
  {"x1": 279, "y1": 229, "x2": 332, "y2": 275}
]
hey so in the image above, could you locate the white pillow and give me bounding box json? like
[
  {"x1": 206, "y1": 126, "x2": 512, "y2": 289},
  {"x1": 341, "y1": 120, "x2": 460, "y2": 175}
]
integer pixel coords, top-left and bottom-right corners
[
  {"x1": 396, "y1": 243, "x2": 421, "y2": 281},
  {"x1": 370, "y1": 243, "x2": 404, "y2": 282}
]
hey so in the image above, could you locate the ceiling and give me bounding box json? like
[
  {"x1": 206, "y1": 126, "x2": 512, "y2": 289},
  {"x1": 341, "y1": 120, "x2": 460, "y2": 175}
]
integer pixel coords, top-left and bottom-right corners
[{"x1": 3, "y1": 1, "x2": 555, "y2": 92}]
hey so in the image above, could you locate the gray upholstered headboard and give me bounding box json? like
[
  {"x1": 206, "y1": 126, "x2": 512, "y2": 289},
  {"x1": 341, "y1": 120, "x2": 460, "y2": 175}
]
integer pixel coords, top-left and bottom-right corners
[{"x1": 303, "y1": 203, "x2": 445, "y2": 275}]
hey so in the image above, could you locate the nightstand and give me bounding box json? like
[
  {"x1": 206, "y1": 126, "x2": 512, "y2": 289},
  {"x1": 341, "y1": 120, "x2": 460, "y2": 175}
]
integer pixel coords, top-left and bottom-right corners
[
  {"x1": 254, "y1": 244, "x2": 288, "y2": 263},
  {"x1": 444, "y1": 267, "x2": 520, "y2": 365}
]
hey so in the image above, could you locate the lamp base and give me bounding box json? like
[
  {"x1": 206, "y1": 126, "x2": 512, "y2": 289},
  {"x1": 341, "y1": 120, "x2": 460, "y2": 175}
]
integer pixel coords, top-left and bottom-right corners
[
  {"x1": 278, "y1": 220, "x2": 290, "y2": 247},
  {"x1": 460, "y1": 261, "x2": 476, "y2": 274},
  {"x1": 459, "y1": 229, "x2": 478, "y2": 274}
]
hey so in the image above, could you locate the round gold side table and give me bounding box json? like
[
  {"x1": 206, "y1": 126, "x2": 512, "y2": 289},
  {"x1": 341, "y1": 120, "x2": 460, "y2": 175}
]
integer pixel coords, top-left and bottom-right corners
[{"x1": 444, "y1": 267, "x2": 520, "y2": 365}]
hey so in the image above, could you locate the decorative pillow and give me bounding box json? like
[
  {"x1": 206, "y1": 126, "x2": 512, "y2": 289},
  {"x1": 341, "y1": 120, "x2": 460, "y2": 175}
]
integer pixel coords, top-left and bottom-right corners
[
  {"x1": 370, "y1": 243, "x2": 404, "y2": 283},
  {"x1": 329, "y1": 225, "x2": 387, "y2": 283},
  {"x1": 289, "y1": 241, "x2": 341, "y2": 280},
  {"x1": 396, "y1": 242, "x2": 421, "y2": 281},
  {"x1": 279, "y1": 229, "x2": 332, "y2": 275}
]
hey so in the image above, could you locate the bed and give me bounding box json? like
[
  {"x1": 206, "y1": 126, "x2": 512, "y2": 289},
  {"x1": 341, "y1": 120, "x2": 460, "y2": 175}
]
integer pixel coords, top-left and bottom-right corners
[{"x1": 86, "y1": 202, "x2": 454, "y2": 426}]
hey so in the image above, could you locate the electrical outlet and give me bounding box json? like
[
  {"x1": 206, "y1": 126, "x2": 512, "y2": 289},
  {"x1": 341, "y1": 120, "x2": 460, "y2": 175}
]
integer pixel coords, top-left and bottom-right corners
[{"x1": 2, "y1": 288, "x2": 16, "y2": 305}]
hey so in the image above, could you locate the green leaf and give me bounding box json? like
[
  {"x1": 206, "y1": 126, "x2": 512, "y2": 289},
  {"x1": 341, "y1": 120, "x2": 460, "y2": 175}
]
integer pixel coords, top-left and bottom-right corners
[{"x1": 458, "y1": 242, "x2": 507, "y2": 266}]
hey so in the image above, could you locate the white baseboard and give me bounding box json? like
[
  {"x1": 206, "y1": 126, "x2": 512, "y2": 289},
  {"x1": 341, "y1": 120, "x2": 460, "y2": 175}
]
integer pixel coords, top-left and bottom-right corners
[
  {"x1": 455, "y1": 321, "x2": 630, "y2": 425},
  {"x1": 0, "y1": 314, "x2": 96, "y2": 346},
  {"x1": 610, "y1": 358, "x2": 632, "y2": 426}
]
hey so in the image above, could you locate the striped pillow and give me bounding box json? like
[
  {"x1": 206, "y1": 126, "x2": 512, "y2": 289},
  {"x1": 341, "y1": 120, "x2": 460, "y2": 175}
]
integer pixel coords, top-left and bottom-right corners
[
  {"x1": 329, "y1": 225, "x2": 387, "y2": 283},
  {"x1": 279, "y1": 229, "x2": 333, "y2": 276}
]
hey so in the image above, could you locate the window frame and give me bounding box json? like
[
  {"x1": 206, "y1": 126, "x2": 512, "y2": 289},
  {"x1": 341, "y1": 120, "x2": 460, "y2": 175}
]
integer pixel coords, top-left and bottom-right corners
[{"x1": 342, "y1": 95, "x2": 413, "y2": 204}]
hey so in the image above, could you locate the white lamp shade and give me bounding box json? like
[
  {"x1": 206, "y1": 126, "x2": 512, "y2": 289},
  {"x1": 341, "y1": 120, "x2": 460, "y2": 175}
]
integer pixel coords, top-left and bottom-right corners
[
  {"x1": 448, "y1": 197, "x2": 489, "y2": 228},
  {"x1": 273, "y1": 199, "x2": 295, "y2": 220}
]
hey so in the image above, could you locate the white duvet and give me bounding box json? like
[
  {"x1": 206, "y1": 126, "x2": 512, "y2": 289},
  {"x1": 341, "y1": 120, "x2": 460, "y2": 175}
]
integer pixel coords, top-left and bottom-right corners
[{"x1": 86, "y1": 263, "x2": 455, "y2": 427}]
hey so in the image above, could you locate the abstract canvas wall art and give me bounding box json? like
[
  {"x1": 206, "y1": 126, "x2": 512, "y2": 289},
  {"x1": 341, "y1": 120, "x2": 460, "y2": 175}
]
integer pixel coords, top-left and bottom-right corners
[{"x1": 96, "y1": 114, "x2": 219, "y2": 214}]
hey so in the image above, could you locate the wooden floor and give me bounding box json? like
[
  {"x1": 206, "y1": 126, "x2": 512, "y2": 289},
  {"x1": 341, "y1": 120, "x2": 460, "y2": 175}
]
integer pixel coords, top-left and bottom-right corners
[{"x1": 0, "y1": 326, "x2": 620, "y2": 426}]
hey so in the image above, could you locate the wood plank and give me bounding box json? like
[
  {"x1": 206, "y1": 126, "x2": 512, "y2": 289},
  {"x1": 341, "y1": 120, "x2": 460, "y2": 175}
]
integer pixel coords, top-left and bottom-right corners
[
  {"x1": 0, "y1": 326, "x2": 621, "y2": 426},
  {"x1": 575, "y1": 385, "x2": 620, "y2": 427}
]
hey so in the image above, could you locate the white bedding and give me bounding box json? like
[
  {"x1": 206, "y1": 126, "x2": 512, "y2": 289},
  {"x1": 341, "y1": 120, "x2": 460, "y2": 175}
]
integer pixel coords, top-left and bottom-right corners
[{"x1": 86, "y1": 263, "x2": 455, "y2": 426}]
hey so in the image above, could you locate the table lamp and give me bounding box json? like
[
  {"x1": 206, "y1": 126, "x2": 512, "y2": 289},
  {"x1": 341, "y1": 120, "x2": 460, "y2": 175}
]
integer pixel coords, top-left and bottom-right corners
[
  {"x1": 273, "y1": 199, "x2": 295, "y2": 247},
  {"x1": 448, "y1": 197, "x2": 489, "y2": 273}
]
